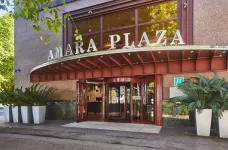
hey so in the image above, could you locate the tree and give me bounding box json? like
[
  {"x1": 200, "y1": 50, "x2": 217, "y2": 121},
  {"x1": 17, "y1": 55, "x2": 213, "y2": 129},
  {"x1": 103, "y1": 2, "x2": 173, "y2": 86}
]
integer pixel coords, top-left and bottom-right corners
[
  {"x1": 0, "y1": 0, "x2": 74, "y2": 43},
  {"x1": 0, "y1": 13, "x2": 14, "y2": 84},
  {"x1": 139, "y1": 1, "x2": 178, "y2": 44}
]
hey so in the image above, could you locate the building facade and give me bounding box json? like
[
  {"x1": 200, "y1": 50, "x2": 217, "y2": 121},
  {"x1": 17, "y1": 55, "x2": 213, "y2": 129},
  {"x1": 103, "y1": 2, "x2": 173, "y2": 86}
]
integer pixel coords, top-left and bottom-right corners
[{"x1": 15, "y1": 0, "x2": 228, "y2": 126}]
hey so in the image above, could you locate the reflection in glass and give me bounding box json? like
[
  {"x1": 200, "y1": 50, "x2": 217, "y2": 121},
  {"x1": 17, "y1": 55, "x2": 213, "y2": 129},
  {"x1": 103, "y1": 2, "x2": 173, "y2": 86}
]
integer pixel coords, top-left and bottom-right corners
[
  {"x1": 133, "y1": 83, "x2": 141, "y2": 120},
  {"x1": 103, "y1": 10, "x2": 135, "y2": 30},
  {"x1": 138, "y1": 1, "x2": 177, "y2": 23},
  {"x1": 103, "y1": 28, "x2": 135, "y2": 50},
  {"x1": 143, "y1": 82, "x2": 155, "y2": 121},
  {"x1": 108, "y1": 86, "x2": 124, "y2": 119},
  {"x1": 138, "y1": 21, "x2": 177, "y2": 46},
  {"x1": 74, "y1": 17, "x2": 100, "y2": 35}
]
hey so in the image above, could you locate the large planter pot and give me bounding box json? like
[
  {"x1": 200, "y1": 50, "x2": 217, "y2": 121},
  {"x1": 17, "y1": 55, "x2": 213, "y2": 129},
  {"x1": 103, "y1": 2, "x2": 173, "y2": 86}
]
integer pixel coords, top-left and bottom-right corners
[
  {"x1": 3, "y1": 106, "x2": 12, "y2": 122},
  {"x1": 32, "y1": 106, "x2": 46, "y2": 124},
  {"x1": 21, "y1": 106, "x2": 32, "y2": 123},
  {"x1": 195, "y1": 109, "x2": 212, "y2": 136},
  {"x1": 12, "y1": 106, "x2": 22, "y2": 123},
  {"x1": 218, "y1": 110, "x2": 228, "y2": 138}
]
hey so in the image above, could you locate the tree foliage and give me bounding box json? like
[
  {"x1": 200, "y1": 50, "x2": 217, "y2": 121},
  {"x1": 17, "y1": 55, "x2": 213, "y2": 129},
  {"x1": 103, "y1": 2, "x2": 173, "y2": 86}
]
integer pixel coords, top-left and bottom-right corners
[
  {"x1": 140, "y1": 1, "x2": 177, "y2": 43},
  {"x1": 1, "y1": 0, "x2": 73, "y2": 43},
  {"x1": 169, "y1": 72, "x2": 228, "y2": 118},
  {"x1": 0, "y1": 13, "x2": 14, "y2": 83}
]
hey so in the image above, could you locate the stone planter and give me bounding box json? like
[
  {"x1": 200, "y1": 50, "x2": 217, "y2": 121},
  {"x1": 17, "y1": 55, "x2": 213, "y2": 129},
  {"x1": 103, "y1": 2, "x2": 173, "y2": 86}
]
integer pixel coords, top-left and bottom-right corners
[
  {"x1": 21, "y1": 106, "x2": 32, "y2": 123},
  {"x1": 218, "y1": 110, "x2": 228, "y2": 138},
  {"x1": 195, "y1": 109, "x2": 212, "y2": 136},
  {"x1": 12, "y1": 106, "x2": 22, "y2": 123},
  {"x1": 4, "y1": 106, "x2": 12, "y2": 122},
  {"x1": 32, "y1": 106, "x2": 46, "y2": 124}
]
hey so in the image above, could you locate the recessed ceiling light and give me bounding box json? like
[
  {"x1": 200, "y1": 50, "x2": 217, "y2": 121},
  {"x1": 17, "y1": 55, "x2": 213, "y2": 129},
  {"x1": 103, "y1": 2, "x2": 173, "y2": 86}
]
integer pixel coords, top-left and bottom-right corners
[
  {"x1": 188, "y1": 57, "x2": 191, "y2": 60},
  {"x1": 158, "y1": 51, "x2": 161, "y2": 54},
  {"x1": 100, "y1": 56, "x2": 103, "y2": 58},
  {"x1": 128, "y1": 53, "x2": 131, "y2": 55},
  {"x1": 222, "y1": 51, "x2": 226, "y2": 54},
  {"x1": 161, "y1": 60, "x2": 163, "y2": 62},
  {"x1": 190, "y1": 50, "x2": 194, "y2": 53},
  {"x1": 78, "y1": 59, "x2": 80, "y2": 61},
  {"x1": 219, "y1": 54, "x2": 223, "y2": 57}
]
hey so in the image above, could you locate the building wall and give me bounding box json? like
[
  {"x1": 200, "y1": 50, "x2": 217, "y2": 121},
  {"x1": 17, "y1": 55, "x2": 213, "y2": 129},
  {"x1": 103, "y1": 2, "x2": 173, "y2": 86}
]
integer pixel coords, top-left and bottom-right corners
[
  {"x1": 162, "y1": 0, "x2": 228, "y2": 100},
  {"x1": 193, "y1": 0, "x2": 228, "y2": 45},
  {"x1": 14, "y1": 0, "x2": 112, "y2": 99},
  {"x1": 163, "y1": 70, "x2": 228, "y2": 100},
  {"x1": 15, "y1": 0, "x2": 228, "y2": 101},
  {"x1": 41, "y1": 80, "x2": 77, "y2": 100}
]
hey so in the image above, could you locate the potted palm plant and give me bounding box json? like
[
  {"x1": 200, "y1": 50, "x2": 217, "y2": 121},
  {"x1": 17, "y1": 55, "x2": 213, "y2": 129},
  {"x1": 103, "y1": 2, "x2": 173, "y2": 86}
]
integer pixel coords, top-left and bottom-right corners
[
  {"x1": 28, "y1": 84, "x2": 56, "y2": 124},
  {"x1": 15, "y1": 87, "x2": 33, "y2": 124},
  {"x1": 11, "y1": 88, "x2": 23, "y2": 123},
  {"x1": 215, "y1": 84, "x2": 228, "y2": 138},
  {"x1": 169, "y1": 73, "x2": 225, "y2": 136},
  {"x1": 0, "y1": 82, "x2": 14, "y2": 122}
]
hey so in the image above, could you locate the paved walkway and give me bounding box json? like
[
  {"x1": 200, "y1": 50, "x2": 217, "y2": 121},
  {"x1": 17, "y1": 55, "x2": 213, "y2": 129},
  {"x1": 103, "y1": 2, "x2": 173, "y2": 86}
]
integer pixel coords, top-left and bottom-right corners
[
  {"x1": 63, "y1": 121, "x2": 161, "y2": 134},
  {"x1": 0, "y1": 115, "x2": 228, "y2": 149}
]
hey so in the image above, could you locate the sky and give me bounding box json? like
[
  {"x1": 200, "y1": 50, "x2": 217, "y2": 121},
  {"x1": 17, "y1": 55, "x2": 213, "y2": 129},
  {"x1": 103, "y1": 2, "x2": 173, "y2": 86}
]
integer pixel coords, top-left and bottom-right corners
[
  {"x1": 0, "y1": 10, "x2": 7, "y2": 17},
  {"x1": 0, "y1": 1, "x2": 14, "y2": 17}
]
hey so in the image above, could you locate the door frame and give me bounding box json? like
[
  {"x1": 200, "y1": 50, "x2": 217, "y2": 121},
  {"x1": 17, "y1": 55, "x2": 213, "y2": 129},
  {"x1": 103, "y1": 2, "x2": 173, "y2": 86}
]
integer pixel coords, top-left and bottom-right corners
[
  {"x1": 76, "y1": 80, "x2": 87, "y2": 122},
  {"x1": 105, "y1": 83, "x2": 130, "y2": 122},
  {"x1": 131, "y1": 81, "x2": 155, "y2": 124}
]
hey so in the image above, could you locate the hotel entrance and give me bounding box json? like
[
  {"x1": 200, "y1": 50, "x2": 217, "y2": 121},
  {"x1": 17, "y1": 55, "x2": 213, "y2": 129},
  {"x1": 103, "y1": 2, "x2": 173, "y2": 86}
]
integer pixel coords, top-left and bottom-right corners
[
  {"x1": 75, "y1": 76, "x2": 156, "y2": 124},
  {"x1": 106, "y1": 83, "x2": 131, "y2": 122}
]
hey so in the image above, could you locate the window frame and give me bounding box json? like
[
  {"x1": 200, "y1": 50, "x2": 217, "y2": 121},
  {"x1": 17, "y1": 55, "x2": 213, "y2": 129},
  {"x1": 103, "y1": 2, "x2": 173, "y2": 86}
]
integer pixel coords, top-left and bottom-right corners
[{"x1": 63, "y1": 0, "x2": 193, "y2": 52}]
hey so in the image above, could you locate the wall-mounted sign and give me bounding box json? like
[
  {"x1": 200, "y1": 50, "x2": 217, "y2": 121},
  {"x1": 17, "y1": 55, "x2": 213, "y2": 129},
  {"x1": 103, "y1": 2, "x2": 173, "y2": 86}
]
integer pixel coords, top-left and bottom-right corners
[
  {"x1": 174, "y1": 77, "x2": 184, "y2": 86},
  {"x1": 47, "y1": 30, "x2": 185, "y2": 61}
]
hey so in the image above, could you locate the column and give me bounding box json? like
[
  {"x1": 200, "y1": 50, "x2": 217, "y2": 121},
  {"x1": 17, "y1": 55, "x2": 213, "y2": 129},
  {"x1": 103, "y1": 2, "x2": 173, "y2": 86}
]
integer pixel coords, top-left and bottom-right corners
[{"x1": 155, "y1": 75, "x2": 163, "y2": 126}]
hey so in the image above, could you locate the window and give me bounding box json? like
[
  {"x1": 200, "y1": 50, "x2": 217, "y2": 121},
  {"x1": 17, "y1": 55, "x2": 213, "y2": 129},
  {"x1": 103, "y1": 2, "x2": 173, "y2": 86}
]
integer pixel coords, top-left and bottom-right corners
[
  {"x1": 138, "y1": 1, "x2": 177, "y2": 23},
  {"x1": 70, "y1": 1, "x2": 178, "y2": 51},
  {"x1": 75, "y1": 17, "x2": 100, "y2": 35},
  {"x1": 103, "y1": 10, "x2": 135, "y2": 30}
]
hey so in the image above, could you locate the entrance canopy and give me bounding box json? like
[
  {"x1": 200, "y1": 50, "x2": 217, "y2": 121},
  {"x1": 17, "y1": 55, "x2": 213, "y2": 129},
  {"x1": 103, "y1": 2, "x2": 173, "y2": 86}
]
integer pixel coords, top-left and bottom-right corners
[{"x1": 30, "y1": 45, "x2": 228, "y2": 82}]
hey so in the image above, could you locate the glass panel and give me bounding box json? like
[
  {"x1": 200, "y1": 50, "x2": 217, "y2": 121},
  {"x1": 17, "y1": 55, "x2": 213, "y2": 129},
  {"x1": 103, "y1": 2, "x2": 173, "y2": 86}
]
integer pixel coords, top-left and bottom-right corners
[
  {"x1": 138, "y1": 21, "x2": 177, "y2": 46},
  {"x1": 74, "y1": 17, "x2": 100, "y2": 35},
  {"x1": 103, "y1": 28, "x2": 135, "y2": 50},
  {"x1": 103, "y1": 10, "x2": 135, "y2": 30},
  {"x1": 143, "y1": 82, "x2": 155, "y2": 121},
  {"x1": 109, "y1": 86, "x2": 121, "y2": 117},
  {"x1": 127, "y1": 86, "x2": 131, "y2": 119},
  {"x1": 138, "y1": 1, "x2": 177, "y2": 24},
  {"x1": 132, "y1": 83, "x2": 141, "y2": 120}
]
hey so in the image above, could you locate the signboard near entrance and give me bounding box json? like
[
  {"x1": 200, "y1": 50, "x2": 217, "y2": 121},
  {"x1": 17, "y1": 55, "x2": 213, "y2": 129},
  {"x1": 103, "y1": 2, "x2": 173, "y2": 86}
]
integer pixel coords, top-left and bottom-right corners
[{"x1": 174, "y1": 77, "x2": 184, "y2": 86}]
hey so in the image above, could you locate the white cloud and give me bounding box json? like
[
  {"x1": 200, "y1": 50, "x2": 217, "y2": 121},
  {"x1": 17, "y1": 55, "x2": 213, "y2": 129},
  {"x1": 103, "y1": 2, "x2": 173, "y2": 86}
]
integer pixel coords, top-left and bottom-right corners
[{"x1": 0, "y1": 10, "x2": 7, "y2": 17}]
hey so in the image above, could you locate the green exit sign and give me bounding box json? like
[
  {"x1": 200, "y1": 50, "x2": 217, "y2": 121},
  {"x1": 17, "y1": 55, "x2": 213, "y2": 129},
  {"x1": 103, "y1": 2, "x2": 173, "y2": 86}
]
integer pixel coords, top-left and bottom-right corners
[{"x1": 174, "y1": 77, "x2": 184, "y2": 86}]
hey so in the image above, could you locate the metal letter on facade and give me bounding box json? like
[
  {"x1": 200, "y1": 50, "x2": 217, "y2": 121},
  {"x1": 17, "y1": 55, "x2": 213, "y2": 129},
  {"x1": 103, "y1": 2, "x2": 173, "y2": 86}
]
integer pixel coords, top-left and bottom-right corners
[
  {"x1": 156, "y1": 30, "x2": 167, "y2": 46},
  {"x1": 109, "y1": 34, "x2": 120, "y2": 49},
  {"x1": 123, "y1": 33, "x2": 130, "y2": 48},
  {"x1": 48, "y1": 50, "x2": 54, "y2": 61},
  {"x1": 87, "y1": 38, "x2": 98, "y2": 53},
  {"x1": 65, "y1": 44, "x2": 74, "y2": 56},
  {"x1": 75, "y1": 41, "x2": 85, "y2": 54},
  {"x1": 54, "y1": 46, "x2": 63, "y2": 58},
  {"x1": 170, "y1": 30, "x2": 185, "y2": 45},
  {"x1": 138, "y1": 32, "x2": 151, "y2": 47}
]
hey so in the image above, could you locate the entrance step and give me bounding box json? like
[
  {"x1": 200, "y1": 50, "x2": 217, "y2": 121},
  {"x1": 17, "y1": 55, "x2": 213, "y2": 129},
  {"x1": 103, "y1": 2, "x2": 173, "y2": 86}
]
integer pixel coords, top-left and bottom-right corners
[{"x1": 62, "y1": 121, "x2": 161, "y2": 134}]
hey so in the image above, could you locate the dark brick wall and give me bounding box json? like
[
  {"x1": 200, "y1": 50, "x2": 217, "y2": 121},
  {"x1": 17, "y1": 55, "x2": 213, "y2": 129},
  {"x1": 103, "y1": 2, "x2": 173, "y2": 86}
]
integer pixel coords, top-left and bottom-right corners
[{"x1": 46, "y1": 100, "x2": 77, "y2": 121}]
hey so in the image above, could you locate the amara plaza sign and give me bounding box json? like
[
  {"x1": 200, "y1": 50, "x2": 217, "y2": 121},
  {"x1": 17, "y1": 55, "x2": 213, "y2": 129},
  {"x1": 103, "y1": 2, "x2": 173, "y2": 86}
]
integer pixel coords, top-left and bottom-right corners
[{"x1": 47, "y1": 30, "x2": 185, "y2": 61}]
